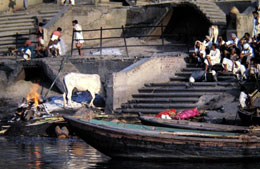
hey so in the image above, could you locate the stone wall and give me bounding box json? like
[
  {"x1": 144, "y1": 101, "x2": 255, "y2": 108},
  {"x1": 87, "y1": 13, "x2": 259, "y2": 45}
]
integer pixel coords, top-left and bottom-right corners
[
  {"x1": 235, "y1": 6, "x2": 255, "y2": 39},
  {"x1": 105, "y1": 53, "x2": 187, "y2": 113},
  {"x1": 70, "y1": 58, "x2": 135, "y2": 82},
  {"x1": 0, "y1": 0, "x2": 43, "y2": 13},
  {"x1": 43, "y1": 6, "x2": 128, "y2": 50},
  {"x1": 125, "y1": 5, "x2": 169, "y2": 36}
]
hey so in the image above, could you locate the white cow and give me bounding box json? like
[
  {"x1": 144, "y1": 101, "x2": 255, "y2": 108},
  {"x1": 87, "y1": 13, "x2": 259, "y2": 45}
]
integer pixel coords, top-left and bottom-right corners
[{"x1": 63, "y1": 72, "x2": 103, "y2": 107}]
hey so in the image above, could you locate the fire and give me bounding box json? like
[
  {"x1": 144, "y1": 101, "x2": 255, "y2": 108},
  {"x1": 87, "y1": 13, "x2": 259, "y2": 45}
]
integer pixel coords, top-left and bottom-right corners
[{"x1": 26, "y1": 83, "x2": 41, "y2": 107}]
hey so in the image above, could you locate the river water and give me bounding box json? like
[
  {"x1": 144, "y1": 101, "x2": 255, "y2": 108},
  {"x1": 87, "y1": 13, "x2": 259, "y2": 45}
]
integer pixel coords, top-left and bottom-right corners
[{"x1": 1, "y1": 136, "x2": 260, "y2": 169}]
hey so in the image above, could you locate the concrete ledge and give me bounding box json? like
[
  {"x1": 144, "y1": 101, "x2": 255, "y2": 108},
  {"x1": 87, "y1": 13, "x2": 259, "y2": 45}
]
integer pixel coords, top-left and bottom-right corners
[{"x1": 105, "y1": 52, "x2": 187, "y2": 112}]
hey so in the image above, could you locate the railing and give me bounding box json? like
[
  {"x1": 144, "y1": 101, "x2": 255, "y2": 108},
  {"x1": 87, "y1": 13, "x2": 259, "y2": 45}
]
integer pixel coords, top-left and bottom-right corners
[
  {"x1": 0, "y1": 29, "x2": 38, "y2": 57},
  {"x1": 71, "y1": 24, "x2": 187, "y2": 57}
]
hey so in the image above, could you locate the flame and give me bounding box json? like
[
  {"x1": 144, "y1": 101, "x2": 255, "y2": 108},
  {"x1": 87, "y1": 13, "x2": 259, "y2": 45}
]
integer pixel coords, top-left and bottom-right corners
[{"x1": 26, "y1": 83, "x2": 41, "y2": 107}]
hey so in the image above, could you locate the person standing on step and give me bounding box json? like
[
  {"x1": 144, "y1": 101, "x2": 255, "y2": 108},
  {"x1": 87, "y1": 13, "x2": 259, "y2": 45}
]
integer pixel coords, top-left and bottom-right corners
[
  {"x1": 8, "y1": 0, "x2": 16, "y2": 12},
  {"x1": 24, "y1": 0, "x2": 28, "y2": 10},
  {"x1": 72, "y1": 20, "x2": 84, "y2": 56},
  {"x1": 252, "y1": 11, "x2": 260, "y2": 38}
]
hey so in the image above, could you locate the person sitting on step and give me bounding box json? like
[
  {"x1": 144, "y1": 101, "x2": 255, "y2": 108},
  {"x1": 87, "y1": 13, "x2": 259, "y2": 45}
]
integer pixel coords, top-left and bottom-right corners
[
  {"x1": 190, "y1": 41, "x2": 206, "y2": 64},
  {"x1": 12, "y1": 40, "x2": 34, "y2": 60},
  {"x1": 204, "y1": 43, "x2": 221, "y2": 72}
]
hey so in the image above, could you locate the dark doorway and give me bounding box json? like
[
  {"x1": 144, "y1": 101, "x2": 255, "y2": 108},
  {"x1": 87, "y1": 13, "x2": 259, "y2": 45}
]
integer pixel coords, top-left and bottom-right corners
[
  {"x1": 23, "y1": 66, "x2": 60, "y2": 93},
  {"x1": 164, "y1": 4, "x2": 211, "y2": 47}
]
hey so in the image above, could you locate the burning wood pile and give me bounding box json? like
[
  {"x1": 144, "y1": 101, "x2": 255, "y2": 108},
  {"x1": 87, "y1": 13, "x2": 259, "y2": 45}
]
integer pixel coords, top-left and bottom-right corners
[{"x1": 9, "y1": 84, "x2": 50, "y2": 122}]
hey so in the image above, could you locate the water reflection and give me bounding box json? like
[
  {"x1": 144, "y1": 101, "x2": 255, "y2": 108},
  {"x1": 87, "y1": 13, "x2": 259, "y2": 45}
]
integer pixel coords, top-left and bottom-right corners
[
  {"x1": 0, "y1": 136, "x2": 260, "y2": 169},
  {"x1": 0, "y1": 137, "x2": 109, "y2": 169}
]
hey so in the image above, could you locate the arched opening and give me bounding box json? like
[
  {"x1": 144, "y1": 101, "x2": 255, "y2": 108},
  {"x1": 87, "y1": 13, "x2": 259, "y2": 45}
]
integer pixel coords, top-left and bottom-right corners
[
  {"x1": 164, "y1": 4, "x2": 211, "y2": 47},
  {"x1": 22, "y1": 66, "x2": 60, "y2": 94}
]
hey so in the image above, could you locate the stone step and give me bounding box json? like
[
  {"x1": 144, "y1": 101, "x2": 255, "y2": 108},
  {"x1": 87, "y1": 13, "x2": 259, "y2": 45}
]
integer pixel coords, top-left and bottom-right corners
[
  {"x1": 37, "y1": 13, "x2": 58, "y2": 18},
  {"x1": 145, "y1": 81, "x2": 237, "y2": 87},
  {"x1": 175, "y1": 71, "x2": 235, "y2": 77},
  {"x1": 0, "y1": 30, "x2": 29, "y2": 37},
  {"x1": 132, "y1": 92, "x2": 203, "y2": 98},
  {"x1": 0, "y1": 12, "x2": 28, "y2": 18},
  {"x1": 205, "y1": 14, "x2": 226, "y2": 20},
  {"x1": 0, "y1": 22, "x2": 34, "y2": 29},
  {"x1": 0, "y1": 39, "x2": 29, "y2": 45},
  {"x1": 0, "y1": 26, "x2": 34, "y2": 33},
  {"x1": 182, "y1": 67, "x2": 203, "y2": 71},
  {"x1": 196, "y1": 3, "x2": 216, "y2": 8},
  {"x1": 186, "y1": 63, "x2": 198, "y2": 68},
  {"x1": 175, "y1": 72, "x2": 193, "y2": 77},
  {"x1": 38, "y1": 10, "x2": 60, "y2": 14},
  {"x1": 138, "y1": 87, "x2": 236, "y2": 93},
  {"x1": 201, "y1": 9, "x2": 226, "y2": 16},
  {"x1": 128, "y1": 97, "x2": 199, "y2": 104},
  {"x1": 121, "y1": 103, "x2": 197, "y2": 109},
  {"x1": 201, "y1": 8, "x2": 224, "y2": 14},
  {"x1": 0, "y1": 15, "x2": 34, "y2": 21},
  {"x1": 0, "y1": 36, "x2": 29, "y2": 41},
  {"x1": 0, "y1": 19, "x2": 34, "y2": 26},
  {"x1": 170, "y1": 75, "x2": 237, "y2": 82}
]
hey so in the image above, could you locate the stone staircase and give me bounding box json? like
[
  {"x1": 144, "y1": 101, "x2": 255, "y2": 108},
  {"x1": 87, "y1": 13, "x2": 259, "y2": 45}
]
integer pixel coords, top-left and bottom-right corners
[
  {"x1": 190, "y1": 0, "x2": 226, "y2": 25},
  {"x1": 115, "y1": 63, "x2": 239, "y2": 115},
  {"x1": 0, "y1": 6, "x2": 61, "y2": 56},
  {"x1": 128, "y1": 0, "x2": 226, "y2": 25}
]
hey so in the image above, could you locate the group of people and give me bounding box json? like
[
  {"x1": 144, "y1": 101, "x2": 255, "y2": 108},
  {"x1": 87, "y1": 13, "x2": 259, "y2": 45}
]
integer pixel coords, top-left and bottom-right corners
[
  {"x1": 12, "y1": 19, "x2": 84, "y2": 60},
  {"x1": 190, "y1": 15, "x2": 260, "y2": 82}
]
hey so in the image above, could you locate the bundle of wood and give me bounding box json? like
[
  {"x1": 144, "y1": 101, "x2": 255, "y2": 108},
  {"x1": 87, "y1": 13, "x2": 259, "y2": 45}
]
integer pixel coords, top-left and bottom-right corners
[{"x1": 8, "y1": 98, "x2": 48, "y2": 122}]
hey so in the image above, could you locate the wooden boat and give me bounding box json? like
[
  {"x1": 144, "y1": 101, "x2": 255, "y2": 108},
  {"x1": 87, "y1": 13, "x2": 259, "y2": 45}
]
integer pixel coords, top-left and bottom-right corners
[
  {"x1": 139, "y1": 114, "x2": 249, "y2": 133},
  {"x1": 64, "y1": 116, "x2": 260, "y2": 161}
]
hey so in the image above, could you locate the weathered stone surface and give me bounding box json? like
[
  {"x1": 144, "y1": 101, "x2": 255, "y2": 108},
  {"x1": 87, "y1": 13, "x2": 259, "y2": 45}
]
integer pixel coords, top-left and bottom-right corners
[
  {"x1": 0, "y1": 70, "x2": 7, "y2": 83},
  {"x1": 106, "y1": 52, "x2": 187, "y2": 112}
]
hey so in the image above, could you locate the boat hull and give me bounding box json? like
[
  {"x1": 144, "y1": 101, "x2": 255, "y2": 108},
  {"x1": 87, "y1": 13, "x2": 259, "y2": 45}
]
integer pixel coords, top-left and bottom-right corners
[
  {"x1": 65, "y1": 116, "x2": 260, "y2": 161},
  {"x1": 139, "y1": 115, "x2": 248, "y2": 133}
]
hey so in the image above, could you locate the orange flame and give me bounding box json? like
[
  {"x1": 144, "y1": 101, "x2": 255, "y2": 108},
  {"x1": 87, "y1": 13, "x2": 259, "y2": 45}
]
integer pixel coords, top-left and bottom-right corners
[{"x1": 26, "y1": 83, "x2": 40, "y2": 107}]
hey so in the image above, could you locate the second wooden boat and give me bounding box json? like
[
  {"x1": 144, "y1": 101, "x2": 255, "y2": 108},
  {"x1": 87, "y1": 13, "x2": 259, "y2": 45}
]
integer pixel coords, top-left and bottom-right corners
[{"x1": 139, "y1": 114, "x2": 249, "y2": 133}]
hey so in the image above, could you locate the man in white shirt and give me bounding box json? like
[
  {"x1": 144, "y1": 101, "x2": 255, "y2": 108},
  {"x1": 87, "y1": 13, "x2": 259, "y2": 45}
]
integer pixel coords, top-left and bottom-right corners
[
  {"x1": 240, "y1": 43, "x2": 254, "y2": 64},
  {"x1": 73, "y1": 20, "x2": 84, "y2": 56},
  {"x1": 204, "y1": 44, "x2": 221, "y2": 71},
  {"x1": 226, "y1": 33, "x2": 239, "y2": 49}
]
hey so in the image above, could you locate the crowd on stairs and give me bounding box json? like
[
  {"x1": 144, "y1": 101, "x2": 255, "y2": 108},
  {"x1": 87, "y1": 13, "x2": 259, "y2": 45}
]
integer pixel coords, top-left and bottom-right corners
[{"x1": 189, "y1": 10, "x2": 260, "y2": 84}]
